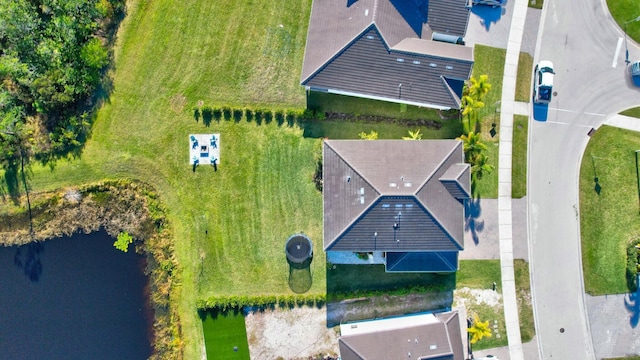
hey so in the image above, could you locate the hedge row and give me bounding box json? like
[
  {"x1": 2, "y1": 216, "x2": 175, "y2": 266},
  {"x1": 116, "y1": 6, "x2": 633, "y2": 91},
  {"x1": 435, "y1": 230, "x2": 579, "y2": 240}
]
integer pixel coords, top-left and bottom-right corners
[
  {"x1": 196, "y1": 293, "x2": 326, "y2": 312},
  {"x1": 626, "y1": 239, "x2": 640, "y2": 292},
  {"x1": 193, "y1": 105, "x2": 327, "y2": 123}
]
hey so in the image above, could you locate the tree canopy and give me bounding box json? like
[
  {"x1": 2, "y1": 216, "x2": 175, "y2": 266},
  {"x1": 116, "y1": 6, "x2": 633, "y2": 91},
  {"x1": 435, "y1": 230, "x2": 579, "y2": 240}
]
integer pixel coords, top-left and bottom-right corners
[{"x1": 0, "y1": 0, "x2": 125, "y2": 165}]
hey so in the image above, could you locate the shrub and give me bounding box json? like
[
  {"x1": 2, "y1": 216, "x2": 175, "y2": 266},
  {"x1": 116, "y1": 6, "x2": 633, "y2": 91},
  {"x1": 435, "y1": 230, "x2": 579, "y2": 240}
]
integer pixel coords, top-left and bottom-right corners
[
  {"x1": 212, "y1": 107, "x2": 222, "y2": 121},
  {"x1": 275, "y1": 109, "x2": 285, "y2": 126},
  {"x1": 626, "y1": 239, "x2": 640, "y2": 292},
  {"x1": 263, "y1": 109, "x2": 273, "y2": 123},
  {"x1": 245, "y1": 108, "x2": 254, "y2": 122},
  {"x1": 233, "y1": 108, "x2": 243, "y2": 122},
  {"x1": 314, "y1": 111, "x2": 326, "y2": 120},
  {"x1": 221, "y1": 106, "x2": 232, "y2": 121},
  {"x1": 302, "y1": 109, "x2": 315, "y2": 119}
]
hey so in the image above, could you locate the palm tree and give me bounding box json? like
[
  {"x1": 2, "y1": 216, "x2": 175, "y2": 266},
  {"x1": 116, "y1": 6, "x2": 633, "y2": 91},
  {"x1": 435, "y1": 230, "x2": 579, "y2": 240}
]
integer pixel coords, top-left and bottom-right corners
[
  {"x1": 358, "y1": 130, "x2": 378, "y2": 140},
  {"x1": 457, "y1": 131, "x2": 487, "y2": 164},
  {"x1": 469, "y1": 74, "x2": 492, "y2": 101},
  {"x1": 471, "y1": 153, "x2": 495, "y2": 181},
  {"x1": 402, "y1": 129, "x2": 422, "y2": 140},
  {"x1": 461, "y1": 95, "x2": 484, "y2": 134},
  {"x1": 468, "y1": 314, "x2": 492, "y2": 344}
]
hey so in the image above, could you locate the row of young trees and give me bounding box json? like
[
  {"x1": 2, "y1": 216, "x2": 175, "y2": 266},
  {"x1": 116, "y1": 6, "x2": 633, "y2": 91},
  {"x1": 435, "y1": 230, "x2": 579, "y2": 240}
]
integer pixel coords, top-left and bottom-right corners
[
  {"x1": 0, "y1": 0, "x2": 125, "y2": 166},
  {"x1": 457, "y1": 75, "x2": 495, "y2": 185}
]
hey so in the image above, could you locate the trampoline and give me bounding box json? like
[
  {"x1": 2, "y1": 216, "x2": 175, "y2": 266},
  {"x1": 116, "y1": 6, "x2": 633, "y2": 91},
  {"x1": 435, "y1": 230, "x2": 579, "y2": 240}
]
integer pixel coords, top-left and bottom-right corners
[{"x1": 285, "y1": 234, "x2": 313, "y2": 264}]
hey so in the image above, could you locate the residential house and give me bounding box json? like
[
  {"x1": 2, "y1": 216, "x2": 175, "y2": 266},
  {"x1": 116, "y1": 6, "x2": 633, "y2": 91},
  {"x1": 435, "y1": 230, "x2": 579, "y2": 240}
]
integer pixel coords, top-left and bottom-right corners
[
  {"x1": 323, "y1": 139, "x2": 470, "y2": 272},
  {"x1": 301, "y1": 0, "x2": 474, "y2": 110},
  {"x1": 338, "y1": 311, "x2": 465, "y2": 360}
]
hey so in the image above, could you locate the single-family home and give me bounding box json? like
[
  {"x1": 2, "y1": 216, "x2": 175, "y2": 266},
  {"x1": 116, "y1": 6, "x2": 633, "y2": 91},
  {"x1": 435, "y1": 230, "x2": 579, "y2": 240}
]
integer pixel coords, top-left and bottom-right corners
[
  {"x1": 323, "y1": 139, "x2": 470, "y2": 272},
  {"x1": 338, "y1": 311, "x2": 465, "y2": 359},
  {"x1": 301, "y1": 0, "x2": 474, "y2": 110}
]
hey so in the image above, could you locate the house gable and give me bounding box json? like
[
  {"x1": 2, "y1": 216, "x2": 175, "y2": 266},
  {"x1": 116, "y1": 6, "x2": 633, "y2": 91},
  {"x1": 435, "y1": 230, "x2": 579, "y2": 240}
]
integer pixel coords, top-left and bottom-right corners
[
  {"x1": 338, "y1": 311, "x2": 464, "y2": 360},
  {"x1": 301, "y1": 0, "x2": 473, "y2": 109},
  {"x1": 323, "y1": 140, "x2": 468, "y2": 255}
]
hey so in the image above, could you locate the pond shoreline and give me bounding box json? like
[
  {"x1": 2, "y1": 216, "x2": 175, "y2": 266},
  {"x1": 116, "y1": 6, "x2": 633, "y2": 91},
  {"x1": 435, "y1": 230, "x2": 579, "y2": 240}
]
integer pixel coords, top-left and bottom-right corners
[{"x1": 0, "y1": 180, "x2": 183, "y2": 359}]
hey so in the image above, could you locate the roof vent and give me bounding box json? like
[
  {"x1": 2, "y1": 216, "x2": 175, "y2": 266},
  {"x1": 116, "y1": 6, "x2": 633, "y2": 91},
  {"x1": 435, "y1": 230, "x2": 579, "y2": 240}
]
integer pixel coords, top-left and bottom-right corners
[
  {"x1": 364, "y1": 9, "x2": 369, "y2": 16},
  {"x1": 346, "y1": 176, "x2": 351, "y2": 183},
  {"x1": 389, "y1": 182, "x2": 397, "y2": 188},
  {"x1": 429, "y1": 344, "x2": 437, "y2": 350}
]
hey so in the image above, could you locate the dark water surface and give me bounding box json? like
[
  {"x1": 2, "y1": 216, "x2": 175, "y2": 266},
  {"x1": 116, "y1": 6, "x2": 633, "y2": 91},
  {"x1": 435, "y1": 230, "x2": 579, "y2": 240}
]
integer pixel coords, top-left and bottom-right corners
[{"x1": 0, "y1": 231, "x2": 152, "y2": 360}]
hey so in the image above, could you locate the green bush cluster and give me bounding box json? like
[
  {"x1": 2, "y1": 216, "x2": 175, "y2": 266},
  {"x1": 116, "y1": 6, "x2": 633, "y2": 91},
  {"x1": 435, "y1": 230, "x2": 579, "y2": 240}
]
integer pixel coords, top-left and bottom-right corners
[
  {"x1": 193, "y1": 104, "x2": 308, "y2": 125},
  {"x1": 196, "y1": 293, "x2": 326, "y2": 312},
  {"x1": 626, "y1": 239, "x2": 640, "y2": 292}
]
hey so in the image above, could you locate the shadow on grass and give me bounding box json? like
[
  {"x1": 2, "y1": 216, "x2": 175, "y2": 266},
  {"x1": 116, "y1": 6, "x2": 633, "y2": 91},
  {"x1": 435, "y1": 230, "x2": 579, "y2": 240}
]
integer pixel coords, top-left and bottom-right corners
[
  {"x1": 288, "y1": 257, "x2": 313, "y2": 294},
  {"x1": 326, "y1": 263, "x2": 455, "y2": 299},
  {"x1": 465, "y1": 196, "x2": 485, "y2": 245}
]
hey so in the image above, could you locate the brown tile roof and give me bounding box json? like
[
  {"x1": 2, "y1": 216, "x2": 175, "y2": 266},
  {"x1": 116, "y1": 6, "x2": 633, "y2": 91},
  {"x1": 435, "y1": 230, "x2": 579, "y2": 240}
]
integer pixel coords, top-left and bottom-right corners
[
  {"x1": 338, "y1": 311, "x2": 465, "y2": 360},
  {"x1": 301, "y1": 0, "x2": 472, "y2": 109},
  {"x1": 323, "y1": 140, "x2": 469, "y2": 252}
]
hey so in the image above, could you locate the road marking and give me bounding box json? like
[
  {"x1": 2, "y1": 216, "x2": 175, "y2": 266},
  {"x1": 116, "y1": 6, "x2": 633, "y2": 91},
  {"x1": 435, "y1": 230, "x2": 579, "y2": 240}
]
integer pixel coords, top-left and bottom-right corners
[
  {"x1": 549, "y1": 108, "x2": 605, "y2": 116},
  {"x1": 545, "y1": 120, "x2": 595, "y2": 128},
  {"x1": 613, "y1": 37, "x2": 623, "y2": 68}
]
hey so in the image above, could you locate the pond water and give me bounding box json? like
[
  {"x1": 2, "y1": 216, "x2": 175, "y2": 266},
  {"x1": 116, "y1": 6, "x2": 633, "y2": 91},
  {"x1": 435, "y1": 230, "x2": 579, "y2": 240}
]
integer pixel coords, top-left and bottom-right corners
[{"x1": 0, "y1": 231, "x2": 152, "y2": 360}]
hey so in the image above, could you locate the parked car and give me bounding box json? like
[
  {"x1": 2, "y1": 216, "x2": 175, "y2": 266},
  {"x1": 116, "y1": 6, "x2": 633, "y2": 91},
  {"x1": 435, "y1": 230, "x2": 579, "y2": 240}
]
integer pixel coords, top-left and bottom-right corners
[
  {"x1": 630, "y1": 61, "x2": 640, "y2": 87},
  {"x1": 533, "y1": 60, "x2": 555, "y2": 104},
  {"x1": 472, "y1": 0, "x2": 506, "y2": 7},
  {"x1": 476, "y1": 356, "x2": 499, "y2": 360}
]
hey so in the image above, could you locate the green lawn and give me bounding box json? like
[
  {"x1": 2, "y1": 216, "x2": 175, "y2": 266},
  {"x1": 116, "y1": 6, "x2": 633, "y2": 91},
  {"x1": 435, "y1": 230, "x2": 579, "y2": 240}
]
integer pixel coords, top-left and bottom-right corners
[
  {"x1": 2, "y1": 0, "x2": 316, "y2": 357},
  {"x1": 299, "y1": 118, "x2": 462, "y2": 140},
  {"x1": 608, "y1": 0, "x2": 640, "y2": 44},
  {"x1": 512, "y1": 116, "x2": 529, "y2": 198},
  {"x1": 471, "y1": 45, "x2": 506, "y2": 199},
  {"x1": 515, "y1": 52, "x2": 534, "y2": 102},
  {"x1": 515, "y1": 259, "x2": 535, "y2": 343},
  {"x1": 202, "y1": 310, "x2": 250, "y2": 360},
  {"x1": 307, "y1": 92, "x2": 443, "y2": 120},
  {"x1": 621, "y1": 107, "x2": 640, "y2": 118},
  {"x1": 580, "y1": 125, "x2": 640, "y2": 295}
]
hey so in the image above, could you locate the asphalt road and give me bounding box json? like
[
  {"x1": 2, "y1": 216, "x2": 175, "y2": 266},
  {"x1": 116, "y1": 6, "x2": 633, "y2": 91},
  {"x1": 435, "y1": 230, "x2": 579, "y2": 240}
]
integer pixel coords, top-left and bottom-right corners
[{"x1": 529, "y1": 0, "x2": 640, "y2": 359}]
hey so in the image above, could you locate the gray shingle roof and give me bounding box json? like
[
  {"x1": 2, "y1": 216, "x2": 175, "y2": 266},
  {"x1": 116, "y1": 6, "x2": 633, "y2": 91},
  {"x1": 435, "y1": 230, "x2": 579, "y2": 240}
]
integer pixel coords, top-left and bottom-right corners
[
  {"x1": 338, "y1": 311, "x2": 465, "y2": 360},
  {"x1": 301, "y1": 0, "x2": 472, "y2": 109},
  {"x1": 323, "y1": 140, "x2": 469, "y2": 253}
]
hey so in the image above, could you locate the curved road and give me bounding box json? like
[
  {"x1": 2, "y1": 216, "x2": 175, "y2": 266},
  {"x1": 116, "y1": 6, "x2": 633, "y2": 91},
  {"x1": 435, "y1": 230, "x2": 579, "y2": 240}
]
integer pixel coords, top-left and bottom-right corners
[{"x1": 529, "y1": 0, "x2": 640, "y2": 359}]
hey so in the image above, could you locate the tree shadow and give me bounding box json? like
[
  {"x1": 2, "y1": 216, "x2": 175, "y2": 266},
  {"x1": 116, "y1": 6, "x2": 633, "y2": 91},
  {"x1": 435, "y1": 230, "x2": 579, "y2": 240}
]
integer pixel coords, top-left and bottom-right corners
[
  {"x1": 287, "y1": 257, "x2": 313, "y2": 294},
  {"x1": 465, "y1": 196, "x2": 485, "y2": 245},
  {"x1": 1, "y1": 163, "x2": 21, "y2": 203},
  {"x1": 470, "y1": 3, "x2": 506, "y2": 31},
  {"x1": 14, "y1": 242, "x2": 44, "y2": 282},
  {"x1": 624, "y1": 276, "x2": 640, "y2": 328}
]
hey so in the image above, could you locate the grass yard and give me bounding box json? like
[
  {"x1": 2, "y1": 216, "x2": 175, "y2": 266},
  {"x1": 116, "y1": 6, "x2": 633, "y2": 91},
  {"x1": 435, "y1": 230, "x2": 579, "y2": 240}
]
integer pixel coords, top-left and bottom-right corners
[
  {"x1": 0, "y1": 1, "x2": 517, "y2": 358},
  {"x1": 512, "y1": 116, "x2": 529, "y2": 198},
  {"x1": 307, "y1": 92, "x2": 443, "y2": 120},
  {"x1": 1, "y1": 0, "x2": 318, "y2": 357},
  {"x1": 300, "y1": 118, "x2": 462, "y2": 140},
  {"x1": 621, "y1": 107, "x2": 640, "y2": 118},
  {"x1": 608, "y1": 0, "x2": 640, "y2": 44},
  {"x1": 515, "y1": 259, "x2": 535, "y2": 343},
  {"x1": 472, "y1": 45, "x2": 507, "y2": 199},
  {"x1": 201, "y1": 310, "x2": 250, "y2": 360},
  {"x1": 515, "y1": 52, "x2": 534, "y2": 102},
  {"x1": 580, "y1": 125, "x2": 640, "y2": 295}
]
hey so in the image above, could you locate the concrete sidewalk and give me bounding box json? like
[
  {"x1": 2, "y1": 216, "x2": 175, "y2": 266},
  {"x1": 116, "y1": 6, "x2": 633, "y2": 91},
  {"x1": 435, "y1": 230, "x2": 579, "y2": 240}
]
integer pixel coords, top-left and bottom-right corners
[
  {"x1": 603, "y1": 114, "x2": 640, "y2": 132},
  {"x1": 494, "y1": 0, "x2": 529, "y2": 358}
]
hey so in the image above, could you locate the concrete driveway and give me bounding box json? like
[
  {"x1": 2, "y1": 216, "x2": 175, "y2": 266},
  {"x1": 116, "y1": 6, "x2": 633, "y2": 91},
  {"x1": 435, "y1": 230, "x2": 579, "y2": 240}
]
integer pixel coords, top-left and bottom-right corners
[
  {"x1": 529, "y1": 0, "x2": 640, "y2": 359},
  {"x1": 465, "y1": 0, "x2": 541, "y2": 56}
]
